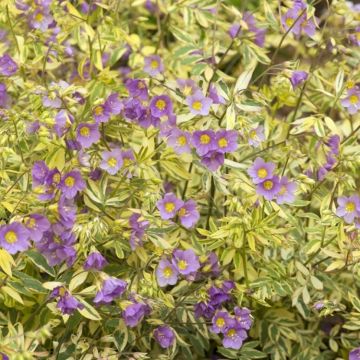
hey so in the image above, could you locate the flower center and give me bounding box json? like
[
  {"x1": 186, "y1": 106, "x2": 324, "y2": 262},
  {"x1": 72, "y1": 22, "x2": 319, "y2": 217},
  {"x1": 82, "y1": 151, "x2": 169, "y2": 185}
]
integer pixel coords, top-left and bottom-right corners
[
  {"x1": 178, "y1": 260, "x2": 188, "y2": 270},
  {"x1": 263, "y1": 180, "x2": 273, "y2": 190},
  {"x1": 350, "y1": 95, "x2": 359, "y2": 105},
  {"x1": 183, "y1": 86, "x2": 192, "y2": 96},
  {"x1": 257, "y1": 168, "x2": 268, "y2": 178},
  {"x1": 80, "y1": 126, "x2": 90, "y2": 137},
  {"x1": 165, "y1": 202, "x2": 175, "y2": 213},
  {"x1": 123, "y1": 158, "x2": 131, "y2": 167},
  {"x1": 200, "y1": 134, "x2": 211, "y2": 144},
  {"x1": 278, "y1": 185, "x2": 287, "y2": 195},
  {"x1": 163, "y1": 266, "x2": 173, "y2": 278},
  {"x1": 65, "y1": 176, "x2": 75, "y2": 187},
  {"x1": 155, "y1": 99, "x2": 166, "y2": 110},
  {"x1": 346, "y1": 202, "x2": 355, "y2": 212},
  {"x1": 227, "y1": 329, "x2": 236, "y2": 338},
  {"x1": 138, "y1": 81, "x2": 145, "y2": 89},
  {"x1": 218, "y1": 138, "x2": 228, "y2": 148},
  {"x1": 53, "y1": 173, "x2": 61, "y2": 184},
  {"x1": 107, "y1": 157, "x2": 117, "y2": 167},
  {"x1": 94, "y1": 106, "x2": 103, "y2": 115},
  {"x1": 35, "y1": 12, "x2": 44, "y2": 22},
  {"x1": 178, "y1": 208, "x2": 186, "y2": 217},
  {"x1": 27, "y1": 218, "x2": 36, "y2": 229},
  {"x1": 150, "y1": 60, "x2": 159, "y2": 69},
  {"x1": 192, "y1": 101, "x2": 203, "y2": 111},
  {"x1": 216, "y1": 317, "x2": 225, "y2": 328},
  {"x1": 58, "y1": 287, "x2": 66, "y2": 297},
  {"x1": 177, "y1": 135, "x2": 187, "y2": 146},
  {"x1": 249, "y1": 130, "x2": 257, "y2": 139},
  {"x1": 48, "y1": 92, "x2": 57, "y2": 100},
  {"x1": 5, "y1": 230, "x2": 17, "y2": 244},
  {"x1": 286, "y1": 17, "x2": 294, "y2": 27}
]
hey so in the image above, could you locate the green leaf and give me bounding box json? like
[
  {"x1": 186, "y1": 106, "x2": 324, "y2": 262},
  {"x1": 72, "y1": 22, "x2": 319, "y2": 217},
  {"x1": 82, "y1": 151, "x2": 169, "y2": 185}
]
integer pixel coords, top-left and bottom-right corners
[
  {"x1": 2, "y1": 285, "x2": 23, "y2": 304},
  {"x1": 26, "y1": 250, "x2": 56, "y2": 277},
  {"x1": 0, "y1": 249, "x2": 15, "y2": 277}
]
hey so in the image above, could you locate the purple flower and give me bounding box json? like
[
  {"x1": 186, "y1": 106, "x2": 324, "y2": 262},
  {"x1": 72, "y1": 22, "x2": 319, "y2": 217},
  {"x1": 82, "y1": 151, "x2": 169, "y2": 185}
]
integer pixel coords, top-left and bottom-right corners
[
  {"x1": 281, "y1": 2, "x2": 308, "y2": 37},
  {"x1": 327, "y1": 135, "x2": 340, "y2": 156},
  {"x1": 156, "y1": 258, "x2": 179, "y2": 287},
  {"x1": 200, "y1": 252, "x2": 220, "y2": 278},
  {"x1": 172, "y1": 249, "x2": 200, "y2": 275},
  {"x1": 256, "y1": 175, "x2": 281, "y2": 200},
  {"x1": 157, "y1": 193, "x2": 184, "y2": 220},
  {"x1": 42, "y1": 91, "x2": 62, "y2": 108},
  {"x1": 234, "y1": 307, "x2": 253, "y2": 330},
  {"x1": 209, "y1": 84, "x2": 226, "y2": 105},
  {"x1": 0, "y1": 83, "x2": 9, "y2": 108},
  {"x1": 247, "y1": 157, "x2": 275, "y2": 184},
  {"x1": 105, "y1": 93, "x2": 123, "y2": 115},
  {"x1": 341, "y1": 87, "x2": 360, "y2": 114},
  {"x1": 192, "y1": 130, "x2": 217, "y2": 156},
  {"x1": 201, "y1": 150, "x2": 225, "y2": 171},
  {"x1": 54, "y1": 110, "x2": 74, "y2": 137},
  {"x1": 177, "y1": 78, "x2": 199, "y2": 96},
  {"x1": 94, "y1": 277, "x2": 127, "y2": 305},
  {"x1": 229, "y1": 23, "x2": 241, "y2": 39},
  {"x1": 26, "y1": 121, "x2": 40, "y2": 134},
  {"x1": 178, "y1": 200, "x2": 200, "y2": 228},
  {"x1": 222, "y1": 319, "x2": 248, "y2": 350},
  {"x1": 290, "y1": 70, "x2": 308, "y2": 89},
  {"x1": 100, "y1": 148, "x2": 123, "y2": 175},
  {"x1": 336, "y1": 195, "x2": 360, "y2": 223},
  {"x1": 349, "y1": 27, "x2": 360, "y2": 46},
  {"x1": 276, "y1": 176, "x2": 297, "y2": 204},
  {"x1": 167, "y1": 128, "x2": 191, "y2": 154},
  {"x1": 243, "y1": 12, "x2": 266, "y2": 47},
  {"x1": 186, "y1": 91, "x2": 213, "y2": 116},
  {"x1": 126, "y1": 78, "x2": 148, "y2": 100},
  {"x1": 57, "y1": 292, "x2": 84, "y2": 315},
  {"x1": 215, "y1": 130, "x2": 238, "y2": 153},
  {"x1": 93, "y1": 103, "x2": 111, "y2": 123},
  {"x1": 0, "y1": 222, "x2": 30, "y2": 254},
  {"x1": 60, "y1": 170, "x2": 86, "y2": 199},
  {"x1": 349, "y1": 347, "x2": 360, "y2": 360},
  {"x1": 25, "y1": 214, "x2": 51, "y2": 242},
  {"x1": 123, "y1": 301, "x2": 150, "y2": 327},
  {"x1": 149, "y1": 95, "x2": 173, "y2": 117},
  {"x1": 123, "y1": 98, "x2": 146, "y2": 122},
  {"x1": 0, "y1": 352, "x2": 9, "y2": 360},
  {"x1": 153, "y1": 325, "x2": 175, "y2": 349},
  {"x1": 32, "y1": 161, "x2": 49, "y2": 187},
  {"x1": 36, "y1": 231, "x2": 76, "y2": 267},
  {"x1": 313, "y1": 301, "x2": 325, "y2": 310},
  {"x1": 30, "y1": 8, "x2": 53, "y2": 31},
  {"x1": 129, "y1": 213, "x2": 149, "y2": 250},
  {"x1": 144, "y1": 55, "x2": 164, "y2": 76},
  {"x1": 248, "y1": 125, "x2": 265, "y2": 147},
  {"x1": 0, "y1": 54, "x2": 18, "y2": 76},
  {"x1": 76, "y1": 123, "x2": 100, "y2": 148},
  {"x1": 84, "y1": 252, "x2": 108, "y2": 270},
  {"x1": 211, "y1": 311, "x2": 232, "y2": 334},
  {"x1": 65, "y1": 139, "x2": 81, "y2": 151}
]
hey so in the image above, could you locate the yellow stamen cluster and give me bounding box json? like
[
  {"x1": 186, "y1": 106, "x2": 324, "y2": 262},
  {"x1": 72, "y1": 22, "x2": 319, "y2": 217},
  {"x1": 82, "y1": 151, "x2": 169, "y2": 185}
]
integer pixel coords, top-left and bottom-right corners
[
  {"x1": 65, "y1": 176, "x2": 75, "y2": 187},
  {"x1": 5, "y1": 230, "x2": 17, "y2": 244}
]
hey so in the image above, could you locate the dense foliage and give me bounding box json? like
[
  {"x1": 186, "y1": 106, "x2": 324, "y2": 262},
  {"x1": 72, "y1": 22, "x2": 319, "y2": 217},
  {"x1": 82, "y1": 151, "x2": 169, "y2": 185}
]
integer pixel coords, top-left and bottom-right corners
[{"x1": 1, "y1": 0, "x2": 360, "y2": 359}]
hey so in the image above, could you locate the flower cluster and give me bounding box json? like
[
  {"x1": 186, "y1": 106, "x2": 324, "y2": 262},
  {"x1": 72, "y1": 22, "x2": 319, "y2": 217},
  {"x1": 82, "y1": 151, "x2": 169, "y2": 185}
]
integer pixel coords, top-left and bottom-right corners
[
  {"x1": 157, "y1": 193, "x2": 200, "y2": 228},
  {"x1": 195, "y1": 281, "x2": 253, "y2": 349},
  {"x1": 248, "y1": 158, "x2": 297, "y2": 203},
  {"x1": 156, "y1": 249, "x2": 201, "y2": 287},
  {"x1": 2, "y1": 0, "x2": 360, "y2": 358}
]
